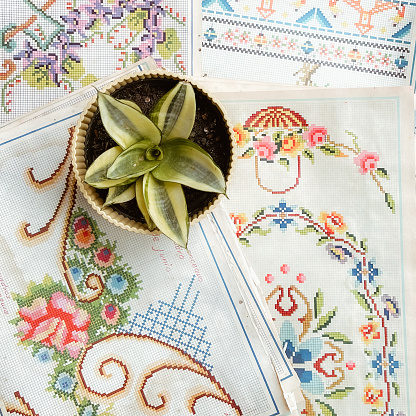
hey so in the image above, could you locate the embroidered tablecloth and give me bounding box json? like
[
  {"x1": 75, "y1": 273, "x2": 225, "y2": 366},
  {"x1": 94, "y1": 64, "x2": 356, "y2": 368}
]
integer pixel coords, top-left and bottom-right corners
[
  {"x1": 200, "y1": 0, "x2": 416, "y2": 89},
  {"x1": 218, "y1": 86, "x2": 416, "y2": 416}
]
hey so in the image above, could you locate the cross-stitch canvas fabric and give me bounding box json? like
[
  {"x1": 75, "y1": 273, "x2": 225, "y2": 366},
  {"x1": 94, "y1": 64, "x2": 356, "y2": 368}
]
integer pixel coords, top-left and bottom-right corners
[
  {"x1": 199, "y1": 0, "x2": 416, "y2": 89},
  {"x1": 218, "y1": 86, "x2": 416, "y2": 416},
  {"x1": 0, "y1": 96, "x2": 303, "y2": 415}
]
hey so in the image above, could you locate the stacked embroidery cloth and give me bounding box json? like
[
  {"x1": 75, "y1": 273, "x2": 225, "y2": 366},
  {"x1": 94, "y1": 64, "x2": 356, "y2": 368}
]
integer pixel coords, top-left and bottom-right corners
[{"x1": 219, "y1": 86, "x2": 416, "y2": 416}]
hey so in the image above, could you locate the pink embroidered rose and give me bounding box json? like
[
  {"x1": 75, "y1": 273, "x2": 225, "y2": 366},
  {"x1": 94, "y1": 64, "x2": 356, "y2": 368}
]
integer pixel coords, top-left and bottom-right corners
[
  {"x1": 303, "y1": 125, "x2": 327, "y2": 147},
  {"x1": 17, "y1": 292, "x2": 90, "y2": 358},
  {"x1": 101, "y1": 304, "x2": 120, "y2": 325},
  {"x1": 94, "y1": 247, "x2": 115, "y2": 267},
  {"x1": 354, "y1": 151, "x2": 379, "y2": 174},
  {"x1": 254, "y1": 136, "x2": 277, "y2": 161}
]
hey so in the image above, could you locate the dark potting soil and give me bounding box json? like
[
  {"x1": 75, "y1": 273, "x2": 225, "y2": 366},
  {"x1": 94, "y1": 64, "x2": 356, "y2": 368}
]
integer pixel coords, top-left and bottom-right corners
[{"x1": 84, "y1": 77, "x2": 231, "y2": 224}]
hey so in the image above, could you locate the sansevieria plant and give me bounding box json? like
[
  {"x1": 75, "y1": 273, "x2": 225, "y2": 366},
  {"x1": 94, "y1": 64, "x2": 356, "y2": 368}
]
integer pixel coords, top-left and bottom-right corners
[{"x1": 83, "y1": 81, "x2": 226, "y2": 248}]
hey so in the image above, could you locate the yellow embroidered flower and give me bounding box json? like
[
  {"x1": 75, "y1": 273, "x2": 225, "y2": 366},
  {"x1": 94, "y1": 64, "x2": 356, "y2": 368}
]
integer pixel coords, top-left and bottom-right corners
[
  {"x1": 363, "y1": 383, "x2": 383, "y2": 408},
  {"x1": 230, "y1": 213, "x2": 247, "y2": 233},
  {"x1": 359, "y1": 322, "x2": 381, "y2": 345},
  {"x1": 233, "y1": 123, "x2": 250, "y2": 147},
  {"x1": 280, "y1": 133, "x2": 304, "y2": 157},
  {"x1": 318, "y1": 211, "x2": 347, "y2": 235}
]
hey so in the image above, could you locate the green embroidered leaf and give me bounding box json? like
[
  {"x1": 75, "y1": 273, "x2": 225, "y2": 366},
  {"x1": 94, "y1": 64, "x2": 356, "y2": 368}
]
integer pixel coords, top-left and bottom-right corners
[
  {"x1": 149, "y1": 81, "x2": 196, "y2": 142},
  {"x1": 345, "y1": 130, "x2": 360, "y2": 152},
  {"x1": 81, "y1": 74, "x2": 98, "y2": 87},
  {"x1": 313, "y1": 307, "x2": 337, "y2": 332},
  {"x1": 62, "y1": 57, "x2": 85, "y2": 81},
  {"x1": 127, "y1": 9, "x2": 147, "y2": 31},
  {"x1": 315, "y1": 400, "x2": 336, "y2": 416},
  {"x1": 247, "y1": 227, "x2": 271, "y2": 237},
  {"x1": 366, "y1": 315, "x2": 378, "y2": 321},
  {"x1": 351, "y1": 289, "x2": 373, "y2": 312},
  {"x1": 375, "y1": 167, "x2": 389, "y2": 179},
  {"x1": 318, "y1": 144, "x2": 343, "y2": 156},
  {"x1": 296, "y1": 224, "x2": 319, "y2": 235},
  {"x1": 390, "y1": 332, "x2": 398, "y2": 347},
  {"x1": 278, "y1": 158, "x2": 290, "y2": 171},
  {"x1": 364, "y1": 349, "x2": 372, "y2": 356},
  {"x1": 324, "y1": 387, "x2": 354, "y2": 399},
  {"x1": 157, "y1": 28, "x2": 181, "y2": 59},
  {"x1": 385, "y1": 192, "x2": 395, "y2": 213},
  {"x1": 360, "y1": 239, "x2": 368, "y2": 252},
  {"x1": 239, "y1": 238, "x2": 251, "y2": 247},
  {"x1": 299, "y1": 207, "x2": 313, "y2": 218},
  {"x1": 253, "y1": 208, "x2": 265, "y2": 219},
  {"x1": 322, "y1": 332, "x2": 353, "y2": 344},
  {"x1": 314, "y1": 289, "x2": 324, "y2": 318},
  {"x1": 316, "y1": 236, "x2": 330, "y2": 246},
  {"x1": 302, "y1": 149, "x2": 314, "y2": 163},
  {"x1": 370, "y1": 410, "x2": 382, "y2": 415},
  {"x1": 366, "y1": 372, "x2": 373, "y2": 379},
  {"x1": 152, "y1": 138, "x2": 226, "y2": 194},
  {"x1": 241, "y1": 148, "x2": 255, "y2": 158},
  {"x1": 392, "y1": 381, "x2": 400, "y2": 397},
  {"x1": 345, "y1": 232, "x2": 357, "y2": 243},
  {"x1": 373, "y1": 285, "x2": 383, "y2": 297}
]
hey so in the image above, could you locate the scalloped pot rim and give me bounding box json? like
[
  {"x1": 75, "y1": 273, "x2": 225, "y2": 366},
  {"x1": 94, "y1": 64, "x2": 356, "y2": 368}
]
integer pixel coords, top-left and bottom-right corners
[{"x1": 71, "y1": 69, "x2": 236, "y2": 236}]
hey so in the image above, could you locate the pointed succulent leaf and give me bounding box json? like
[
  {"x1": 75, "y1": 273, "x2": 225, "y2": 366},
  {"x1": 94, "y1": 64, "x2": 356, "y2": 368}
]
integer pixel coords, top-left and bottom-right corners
[
  {"x1": 149, "y1": 81, "x2": 196, "y2": 141},
  {"x1": 107, "y1": 141, "x2": 162, "y2": 180},
  {"x1": 103, "y1": 183, "x2": 136, "y2": 206},
  {"x1": 98, "y1": 91, "x2": 161, "y2": 148},
  {"x1": 143, "y1": 172, "x2": 189, "y2": 248},
  {"x1": 135, "y1": 176, "x2": 156, "y2": 231},
  {"x1": 119, "y1": 99, "x2": 142, "y2": 112},
  {"x1": 85, "y1": 146, "x2": 137, "y2": 188},
  {"x1": 152, "y1": 138, "x2": 226, "y2": 194}
]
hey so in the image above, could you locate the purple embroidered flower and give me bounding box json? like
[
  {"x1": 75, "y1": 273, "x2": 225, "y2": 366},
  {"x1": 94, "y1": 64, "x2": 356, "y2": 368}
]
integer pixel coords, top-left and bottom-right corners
[
  {"x1": 79, "y1": 0, "x2": 112, "y2": 28},
  {"x1": 382, "y1": 295, "x2": 400, "y2": 319},
  {"x1": 61, "y1": 9, "x2": 91, "y2": 37},
  {"x1": 111, "y1": 0, "x2": 140, "y2": 19},
  {"x1": 51, "y1": 33, "x2": 82, "y2": 67},
  {"x1": 326, "y1": 244, "x2": 352, "y2": 264}
]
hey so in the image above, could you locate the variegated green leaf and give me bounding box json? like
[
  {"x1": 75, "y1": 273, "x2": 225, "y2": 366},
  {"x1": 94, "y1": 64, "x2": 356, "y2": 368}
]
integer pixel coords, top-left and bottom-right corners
[
  {"x1": 144, "y1": 173, "x2": 189, "y2": 248},
  {"x1": 119, "y1": 99, "x2": 142, "y2": 112},
  {"x1": 85, "y1": 146, "x2": 137, "y2": 188},
  {"x1": 149, "y1": 81, "x2": 196, "y2": 141},
  {"x1": 135, "y1": 176, "x2": 156, "y2": 231},
  {"x1": 107, "y1": 142, "x2": 162, "y2": 180},
  {"x1": 103, "y1": 183, "x2": 136, "y2": 206},
  {"x1": 98, "y1": 91, "x2": 161, "y2": 149},
  {"x1": 152, "y1": 138, "x2": 225, "y2": 193}
]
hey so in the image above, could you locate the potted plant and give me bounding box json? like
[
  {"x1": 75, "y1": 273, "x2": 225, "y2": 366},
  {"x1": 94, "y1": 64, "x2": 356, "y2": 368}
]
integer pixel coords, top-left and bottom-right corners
[{"x1": 72, "y1": 70, "x2": 235, "y2": 248}]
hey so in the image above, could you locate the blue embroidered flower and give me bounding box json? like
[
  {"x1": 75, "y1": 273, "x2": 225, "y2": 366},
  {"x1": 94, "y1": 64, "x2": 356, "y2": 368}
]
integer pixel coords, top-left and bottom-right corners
[
  {"x1": 55, "y1": 372, "x2": 75, "y2": 393},
  {"x1": 372, "y1": 352, "x2": 400, "y2": 378},
  {"x1": 108, "y1": 274, "x2": 128, "y2": 295},
  {"x1": 70, "y1": 267, "x2": 83, "y2": 283},
  {"x1": 302, "y1": 40, "x2": 314, "y2": 54},
  {"x1": 351, "y1": 261, "x2": 364, "y2": 283},
  {"x1": 81, "y1": 405, "x2": 94, "y2": 416},
  {"x1": 382, "y1": 295, "x2": 400, "y2": 320},
  {"x1": 367, "y1": 261, "x2": 379, "y2": 283},
  {"x1": 352, "y1": 260, "x2": 379, "y2": 284},
  {"x1": 204, "y1": 28, "x2": 218, "y2": 42},
  {"x1": 35, "y1": 347, "x2": 52, "y2": 363},
  {"x1": 326, "y1": 243, "x2": 352, "y2": 264},
  {"x1": 389, "y1": 410, "x2": 406, "y2": 416},
  {"x1": 271, "y1": 203, "x2": 294, "y2": 229}
]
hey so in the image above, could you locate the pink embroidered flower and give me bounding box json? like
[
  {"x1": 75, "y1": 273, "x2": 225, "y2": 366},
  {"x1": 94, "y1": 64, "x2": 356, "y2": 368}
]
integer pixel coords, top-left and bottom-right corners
[
  {"x1": 94, "y1": 247, "x2": 115, "y2": 267},
  {"x1": 296, "y1": 273, "x2": 306, "y2": 283},
  {"x1": 101, "y1": 304, "x2": 120, "y2": 325},
  {"x1": 17, "y1": 292, "x2": 90, "y2": 358},
  {"x1": 280, "y1": 264, "x2": 290, "y2": 274},
  {"x1": 254, "y1": 136, "x2": 277, "y2": 161},
  {"x1": 265, "y1": 274, "x2": 274, "y2": 283},
  {"x1": 346, "y1": 361, "x2": 356, "y2": 370},
  {"x1": 303, "y1": 125, "x2": 327, "y2": 147},
  {"x1": 354, "y1": 151, "x2": 379, "y2": 174},
  {"x1": 74, "y1": 228, "x2": 95, "y2": 249}
]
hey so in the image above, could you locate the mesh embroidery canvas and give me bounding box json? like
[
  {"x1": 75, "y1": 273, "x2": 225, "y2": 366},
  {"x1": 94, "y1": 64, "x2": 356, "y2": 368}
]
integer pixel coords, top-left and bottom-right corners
[
  {"x1": 0, "y1": 95, "x2": 303, "y2": 415},
  {"x1": 218, "y1": 86, "x2": 416, "y2": 416},
  {"x1": 200, "y1": 0, "x2": 416, "y2": 89},
  {"x1": 0, "y1": 0, "x2": 192, "y2": 124}
]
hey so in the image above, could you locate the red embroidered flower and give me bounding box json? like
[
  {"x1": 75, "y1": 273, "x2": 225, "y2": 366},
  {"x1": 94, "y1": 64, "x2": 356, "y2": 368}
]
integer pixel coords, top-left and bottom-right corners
[
  {"x1": 17, "y1": 292, "x2": 90, "y2": 358},
  {"x1": 303, "y1": 125, "x2": 327, "y2": 147},
  {"x1": 354, "y1": 151, "x2": 379, "y2": 174},
  {"x1": 359, "y1": 322, "x2": 380, "y2": 345},
  {"x1": 318, "y1": 211, "x2": 347, "y2": 235},
  {"x1": 101, "y1": 304, "x2": 120, "y2": 325},
  {"x1": 94, "y1": 247, "x2": 115, "y2": 267},
  {"x1": 72, "y1": 216, "x2": 91, "y2": 233},
  {"x1": 363, "y1": 384, "x2": 383, "y2": 408},
  {"x1": 230, "y1": 213, "x2": 247, "y2": 233},
  {"x1": 254, "y1": 136, "x2": 277, "y2": 161},
  {"x1": 74, "y1": 228, "x2": 95, "y2": 249}
]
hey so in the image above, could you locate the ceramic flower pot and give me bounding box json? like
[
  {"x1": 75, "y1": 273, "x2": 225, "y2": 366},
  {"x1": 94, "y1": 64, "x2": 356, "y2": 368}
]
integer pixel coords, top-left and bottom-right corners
[{"x1": 72, "y1": 69, "x2": 235, "y2": 236}]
